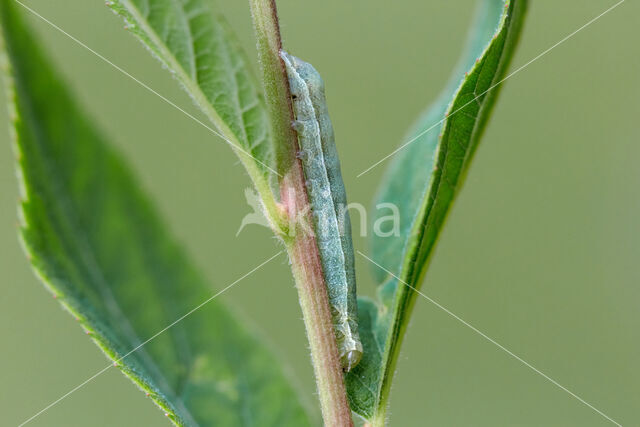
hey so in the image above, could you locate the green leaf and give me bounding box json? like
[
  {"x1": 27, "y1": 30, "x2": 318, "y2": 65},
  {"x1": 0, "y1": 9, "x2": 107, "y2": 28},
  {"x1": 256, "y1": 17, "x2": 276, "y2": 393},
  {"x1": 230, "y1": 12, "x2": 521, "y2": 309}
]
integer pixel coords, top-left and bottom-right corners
[
  {"x1": 107, "y1": 0, "x2": 280, "y2": 219},
  {"x1": 0, "y1": 2, "x2": 311, "y2": 425},
  {"x1": 346, "y1": 0, "x2": 528, "y2": 422}
]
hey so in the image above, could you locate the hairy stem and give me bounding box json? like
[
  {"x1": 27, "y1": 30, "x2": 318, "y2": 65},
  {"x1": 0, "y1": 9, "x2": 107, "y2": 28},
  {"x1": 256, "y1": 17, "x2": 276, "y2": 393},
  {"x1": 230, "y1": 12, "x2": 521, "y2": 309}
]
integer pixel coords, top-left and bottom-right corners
[
  {"x1": 248, "y1": 0, "x2": 353, "y2": 425},
  {"x1": 286, "y1": 232, "x2": 353, "y2": 426}
]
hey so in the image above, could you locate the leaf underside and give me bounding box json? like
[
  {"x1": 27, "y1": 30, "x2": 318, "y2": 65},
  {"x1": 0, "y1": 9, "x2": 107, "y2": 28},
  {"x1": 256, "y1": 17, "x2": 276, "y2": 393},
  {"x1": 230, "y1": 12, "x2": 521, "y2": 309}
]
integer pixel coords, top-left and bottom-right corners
[
  {"x1": 108, "y1": 0, "x2": 275, "y2": 193},
  {"x1": 0, "y1": 1, "x2": 311, "y2": 425},
  {"x1": 346, "y1": 0, "x2": 528, "y2": 421}
]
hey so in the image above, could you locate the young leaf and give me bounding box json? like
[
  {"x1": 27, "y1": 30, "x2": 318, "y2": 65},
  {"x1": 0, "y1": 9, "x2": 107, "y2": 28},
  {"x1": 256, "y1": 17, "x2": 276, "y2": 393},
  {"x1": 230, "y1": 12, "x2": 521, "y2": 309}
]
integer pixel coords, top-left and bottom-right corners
[
  {"x1": 346, "y1": 0, "x2": 528, "y2": 422},
  {"x1": 107, "y1": 0, "x2": 281, "y2": 224},
  {"x1": 0, "y1": 2, "x2": 311, "y2": 425}
]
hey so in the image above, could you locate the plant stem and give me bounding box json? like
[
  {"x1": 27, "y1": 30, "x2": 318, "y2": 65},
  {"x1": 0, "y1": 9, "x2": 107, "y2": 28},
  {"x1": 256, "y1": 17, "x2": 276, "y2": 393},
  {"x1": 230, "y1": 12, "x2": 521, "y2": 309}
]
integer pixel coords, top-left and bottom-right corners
[
  {"x1": 248, "y1": 0, "x2": 295, "y2": 178},
  {"x1": 286, "y1": 234, "x2": 353, "y2": 426},
  {"x1": 248, "y1": 0, "x2": 353, "y2": 425}
]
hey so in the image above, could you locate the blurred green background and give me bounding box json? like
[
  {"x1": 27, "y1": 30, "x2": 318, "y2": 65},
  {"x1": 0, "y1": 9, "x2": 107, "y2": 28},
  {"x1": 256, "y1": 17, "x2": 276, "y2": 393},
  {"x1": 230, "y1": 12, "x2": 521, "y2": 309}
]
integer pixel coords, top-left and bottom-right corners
[{"x1": 1, "y1": 0, "x2": 638, "y2": 425}]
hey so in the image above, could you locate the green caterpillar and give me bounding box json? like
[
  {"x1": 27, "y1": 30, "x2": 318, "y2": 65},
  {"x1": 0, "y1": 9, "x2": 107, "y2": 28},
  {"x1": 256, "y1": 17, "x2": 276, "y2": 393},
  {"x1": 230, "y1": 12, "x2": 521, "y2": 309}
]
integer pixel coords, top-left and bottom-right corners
[{"x1": 281, "y1": 51, "x2": 362, "y2": 371}]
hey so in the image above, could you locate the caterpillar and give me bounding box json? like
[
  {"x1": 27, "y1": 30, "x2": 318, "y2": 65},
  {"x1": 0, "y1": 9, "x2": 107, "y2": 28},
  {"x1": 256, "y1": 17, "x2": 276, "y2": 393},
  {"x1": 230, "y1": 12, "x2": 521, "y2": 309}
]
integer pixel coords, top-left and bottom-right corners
[{"x1": 281, "y1": 51, "x2": 362, "y2": 372}]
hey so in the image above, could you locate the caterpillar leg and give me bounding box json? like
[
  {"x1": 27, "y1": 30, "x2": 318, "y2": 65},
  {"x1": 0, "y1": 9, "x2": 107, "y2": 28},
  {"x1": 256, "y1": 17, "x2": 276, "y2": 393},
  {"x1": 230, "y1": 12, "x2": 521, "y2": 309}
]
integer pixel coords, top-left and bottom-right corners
[{"x1": 335, "y1": 316, "x2": 363, "y2": 372}]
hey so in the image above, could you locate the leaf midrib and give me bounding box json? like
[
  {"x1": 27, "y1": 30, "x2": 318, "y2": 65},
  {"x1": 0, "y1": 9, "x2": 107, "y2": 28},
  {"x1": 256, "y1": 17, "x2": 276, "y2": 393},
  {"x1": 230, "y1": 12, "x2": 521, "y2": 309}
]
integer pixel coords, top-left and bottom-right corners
[
  {"x1": 120, "y1": 0, "x2": 275, "y2": 206},
  {"x1": 122, "y1": 1, "x2": 253, "y2": 163},
  {"x1": 371, "y1": 2, "x2": 521, "y2": 417}
]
